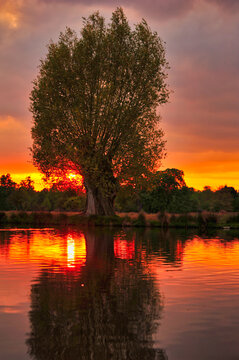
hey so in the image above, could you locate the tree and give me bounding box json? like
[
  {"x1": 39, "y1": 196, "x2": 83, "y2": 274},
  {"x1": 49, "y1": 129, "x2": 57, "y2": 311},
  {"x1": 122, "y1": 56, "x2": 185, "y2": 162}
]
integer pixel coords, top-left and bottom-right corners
[
  {"x1": 30, "y1": 8, "x2": 169, "y2": 215},
  {"x1": 19, "y1": 176, "x2": 35, "y2": 191},
  {"x1": 0, "y1": 173, "x2": 16, "y2": 189},
  {"x1": 0, "y1": 174, "x2": 17, "y2": 210},
  {"x1": 140, "y1": 168, "x2": 186, "y2": 213}
]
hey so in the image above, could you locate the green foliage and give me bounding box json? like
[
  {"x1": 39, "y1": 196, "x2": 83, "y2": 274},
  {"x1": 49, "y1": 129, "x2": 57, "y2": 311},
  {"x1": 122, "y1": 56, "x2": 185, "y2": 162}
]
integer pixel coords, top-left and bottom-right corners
[
  {"x1": 157, "y1": 212, "x2": 169, "y2": 228},
  {"x1": 0, "y1": 171, "x2": 239, "y2": 219},
  {"x1": 41, "y1": 196, "x2": 51, "y2": 211},
  {"x1": 0, "y1": 174, "x2": 17, "y2": 210},
  {"x1": 169, "y1": 214, "x2": 198, "y2": 228},
  {"x1": 0, "y1": 173, "x2": 86, "y2": 213},
  {"x1": 149, "y1": 220, "x2": 161, "y2": 227},
  {"x1": 63, "y1": 195, "x2": 86, "y2": 211},
  {"x1": 119, "y1": 170, "x2": 239, "y2": 214},
  {"x1": 197, "y1": 186, "x2": 236, "y2": 212},
  {"x1": 133, "y1": 213, "x2": 147, "y2": 227},
  {"x1": 140, "y1": 169, "x2": 198, "y2": 213},
  {"x1": 114, "y1": 185, "x2": 140, "y2": 212},
  {"x1": 30, "y1": 8, "x2": 169, "y2": 214},
  {"x1": 233, "y1": 197, "x2": 239, "y2": 211},
  {"x1": 122, "y1": 216, "x2": 133, "y2": 227},
  {"x1": 167, "y1": 187, "x2": 200, "y2": 213},
  {"x1": 169, "y1": 215, "x2": 186, "y2": 228}
]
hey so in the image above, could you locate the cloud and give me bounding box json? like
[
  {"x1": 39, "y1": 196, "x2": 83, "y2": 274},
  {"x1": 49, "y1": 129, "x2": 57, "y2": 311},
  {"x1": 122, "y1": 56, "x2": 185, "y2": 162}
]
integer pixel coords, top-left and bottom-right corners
[
  {"x1": 0, "y1": 116, "x2": 30, "y2": 159},
  {"x1": 0, "y1": 115, "x2": 23, "y2": 129},
  {"x1": 36, "y1": 0, "x2": 196, "y2": 20},
  {"x1": 157, "y1": 2, "x2": 239, "y2": 158},
  {"x1": 208, "y1": 0, "x2": 239, "y2": 12},
  {"x1": 0, "y1": 0, "x2": 23, "y2": 29},
  {"x1": 36, "y1": 0, "x2": 239, "y2": 20},
  {"x1": 0, "y1": 0, "x2": 239, "y2": 189},
  {"x1": 0, "y1": 0, "x2": 89, "y2": 118}
]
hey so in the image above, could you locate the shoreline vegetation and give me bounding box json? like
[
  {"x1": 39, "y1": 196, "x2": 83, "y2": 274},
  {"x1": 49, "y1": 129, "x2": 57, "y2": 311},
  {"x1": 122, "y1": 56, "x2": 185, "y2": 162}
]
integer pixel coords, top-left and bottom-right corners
[
  {"x1": 1, "y1": 210, "x2": 239, "y2": 230},
  {"x1": 1, "y1": 173, "x2": 239, "y2": 228}
]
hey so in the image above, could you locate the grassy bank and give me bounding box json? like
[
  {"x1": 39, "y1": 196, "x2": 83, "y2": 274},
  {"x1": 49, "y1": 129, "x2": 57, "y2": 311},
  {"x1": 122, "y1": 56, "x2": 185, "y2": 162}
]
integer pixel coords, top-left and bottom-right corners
[{"x1": 1, "y1": 210, "x2": 239, "y2": 230}]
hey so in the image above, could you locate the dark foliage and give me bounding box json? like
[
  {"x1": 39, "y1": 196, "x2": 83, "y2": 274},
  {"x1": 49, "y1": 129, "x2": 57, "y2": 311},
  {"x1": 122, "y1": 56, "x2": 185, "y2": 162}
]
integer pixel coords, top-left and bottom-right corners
[
  {"x1": 115, "y1": 170, "x2": 239, "y2": 214},
  {"x1": 0, "y1": 174, "x2": 86, "y2": 212},
  {"x1": 0, "y1": 171, "x2": 239, "y2": 215}
]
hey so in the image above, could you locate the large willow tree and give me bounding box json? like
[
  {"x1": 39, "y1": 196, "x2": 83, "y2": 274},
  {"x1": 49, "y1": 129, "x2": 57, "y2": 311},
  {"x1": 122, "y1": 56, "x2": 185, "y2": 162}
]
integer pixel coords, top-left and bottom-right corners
[{"x1": 30, "y1": 8, "x2": 169, "y2": 215}]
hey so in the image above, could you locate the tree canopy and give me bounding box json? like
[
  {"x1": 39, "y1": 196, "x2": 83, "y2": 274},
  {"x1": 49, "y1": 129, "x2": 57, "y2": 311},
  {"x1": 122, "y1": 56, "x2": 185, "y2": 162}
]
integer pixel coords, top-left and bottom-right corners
[{"x1": 30, "y1": 8, "x2": 169, "y2": 215}]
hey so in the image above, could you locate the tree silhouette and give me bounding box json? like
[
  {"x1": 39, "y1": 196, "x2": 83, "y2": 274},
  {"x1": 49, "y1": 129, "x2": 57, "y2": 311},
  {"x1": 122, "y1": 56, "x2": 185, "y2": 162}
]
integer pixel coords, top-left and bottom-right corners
[{"x1": 30, "y1": 8, "x2": 169, "y2": 215}]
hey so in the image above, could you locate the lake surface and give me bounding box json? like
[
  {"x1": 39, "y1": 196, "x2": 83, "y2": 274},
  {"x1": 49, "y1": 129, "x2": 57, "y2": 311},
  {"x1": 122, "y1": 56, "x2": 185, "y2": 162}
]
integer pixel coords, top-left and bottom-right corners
[{"x1": 0, "y1": 227, "x2": 239, "y2": 359}]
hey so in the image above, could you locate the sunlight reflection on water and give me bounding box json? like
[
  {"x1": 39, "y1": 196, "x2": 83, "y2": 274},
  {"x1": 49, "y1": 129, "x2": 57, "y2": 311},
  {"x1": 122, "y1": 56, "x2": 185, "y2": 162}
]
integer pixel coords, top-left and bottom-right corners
[{"x1": 0, "y1": 228, "x2": 239, "y2": 360}]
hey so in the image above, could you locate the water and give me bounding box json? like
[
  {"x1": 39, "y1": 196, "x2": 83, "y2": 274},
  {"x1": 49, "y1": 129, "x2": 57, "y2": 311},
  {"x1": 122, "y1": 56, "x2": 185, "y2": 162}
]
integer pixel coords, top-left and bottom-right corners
[{"x1": 0, "y1": 227, "x2": 239, "y2": 359}]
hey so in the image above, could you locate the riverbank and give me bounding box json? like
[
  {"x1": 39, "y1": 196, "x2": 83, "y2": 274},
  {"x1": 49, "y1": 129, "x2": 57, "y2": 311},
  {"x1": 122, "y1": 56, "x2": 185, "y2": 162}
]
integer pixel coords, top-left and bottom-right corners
[{"x1": 1, "y1": 210, "x2": 239, "y2": 229}]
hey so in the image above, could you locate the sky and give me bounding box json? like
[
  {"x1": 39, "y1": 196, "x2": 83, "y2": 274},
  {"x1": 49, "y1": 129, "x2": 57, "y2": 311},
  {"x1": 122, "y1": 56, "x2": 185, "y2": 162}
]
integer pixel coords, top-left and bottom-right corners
[{"x1": 0, "y1": 0, "x2": 239, "y2": 190}]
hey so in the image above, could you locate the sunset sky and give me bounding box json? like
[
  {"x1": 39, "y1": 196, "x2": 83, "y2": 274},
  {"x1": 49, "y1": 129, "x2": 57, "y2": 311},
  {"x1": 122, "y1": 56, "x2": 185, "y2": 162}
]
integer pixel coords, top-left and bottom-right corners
[{"x1": 0, "y1": 0, "x2": 239, "y2": 190}]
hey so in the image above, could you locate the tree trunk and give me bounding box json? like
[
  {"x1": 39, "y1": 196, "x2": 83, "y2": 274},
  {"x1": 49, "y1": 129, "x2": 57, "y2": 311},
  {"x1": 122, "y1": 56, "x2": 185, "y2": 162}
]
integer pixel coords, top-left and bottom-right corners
[
  {"x1": 83, "y1": 157, "x2": 118, "y2": 216},
  {"x1": 85, "y1": 185, "x2": 116, "y2": 215}
]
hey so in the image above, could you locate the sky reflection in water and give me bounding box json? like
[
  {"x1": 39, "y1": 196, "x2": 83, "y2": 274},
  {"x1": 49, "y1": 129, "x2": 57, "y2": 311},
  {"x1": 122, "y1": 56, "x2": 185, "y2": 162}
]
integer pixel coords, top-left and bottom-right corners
[{"x1": 0, "y1": 228, "x2": 239, "y2": 359}]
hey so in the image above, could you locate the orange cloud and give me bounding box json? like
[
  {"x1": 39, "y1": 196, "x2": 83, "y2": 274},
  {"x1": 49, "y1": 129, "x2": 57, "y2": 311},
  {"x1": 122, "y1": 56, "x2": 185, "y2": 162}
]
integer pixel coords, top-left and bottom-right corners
[
  {"x1": 0, "y1": 0, "x2": 23, "y2": 29},
  {"x1": 0, "y1": 1, "x2": 239, "y2": 193}
]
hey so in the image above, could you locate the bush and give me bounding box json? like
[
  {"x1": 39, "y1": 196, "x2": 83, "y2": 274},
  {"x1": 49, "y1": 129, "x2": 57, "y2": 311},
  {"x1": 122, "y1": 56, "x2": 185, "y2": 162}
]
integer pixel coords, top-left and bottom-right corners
[
  {"x1": 149, "y1": 220, "x2": 161, "y2": 227},
  {"x1": 169, "y1": 214, "x2": 198, "y2": 228},
  {"x1": 122, "y1": 216, "x2": 133, "y2": 227},
  {"x1": 133, "y1": 213, "x2": 146, "y2": 227},
  {"x1": 63, "y1": 195, "x2": 86, "y2": 211},
  {"x1": 157, "y1": 212, "x2": 169, "y2": 228}
]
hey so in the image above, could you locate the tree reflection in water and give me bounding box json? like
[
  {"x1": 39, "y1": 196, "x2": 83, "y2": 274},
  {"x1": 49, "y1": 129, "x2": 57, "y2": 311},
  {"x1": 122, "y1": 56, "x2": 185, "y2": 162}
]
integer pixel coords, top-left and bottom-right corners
[{"x1": 27, "y1": 228, "x2": 168, "y2": 360}]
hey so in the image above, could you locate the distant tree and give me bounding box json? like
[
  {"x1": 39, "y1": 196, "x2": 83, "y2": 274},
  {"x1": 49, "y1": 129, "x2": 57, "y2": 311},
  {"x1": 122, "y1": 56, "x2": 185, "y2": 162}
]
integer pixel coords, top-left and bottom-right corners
[
  {"x1": 41, "y1": 195, "x2": 52, "y2": 211},
  {"x1": 7, "y1": 176, "x2": 35, "y2": 211},
  {"x1": 19, "y1": 176, "x2": 35, "y2": 191},
  {"x1": 233, "y1": 193, "x2": 239, "y2": 211},
  {"x1": 30, "y1": 8, "x2": 169, "y2": 215},
  {"x1": 216, "y1": 186, "x2": 237, "y2": 198},
  {"x1": 214, "y1": 186, "x2": 235, "y2": 212},
  {"x1": 152, "y1": 168, "x2": 186, "y2": 190},
  {"x1": 0, "y1": 174, "x2": 16, "y2": 189},
  {"x1": 199, "y1": 186, "x2": 215, "y2": 211},
  {"x1": 140, "y1": 168, "x2": 186, "y2": 213},
  {"x1": 0, "y1": 174, "x2": 17, "y2": 210},
  {"x1": 168, "y1": 186, "x2": 200, "y2": 213}
]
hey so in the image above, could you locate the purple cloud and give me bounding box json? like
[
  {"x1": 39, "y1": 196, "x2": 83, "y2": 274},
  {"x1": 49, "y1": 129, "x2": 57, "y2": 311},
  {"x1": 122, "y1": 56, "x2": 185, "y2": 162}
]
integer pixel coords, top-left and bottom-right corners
[
  {"x1": 37, "y1": 0, "x2": 196, "y2": 20},
  {"x1": 36, "y1": 0, "x2": 239, "y2": 19},
  {"x1": 0, "y1": 0, "x2": 239, "y2": 188},
  {"x1": 208, "y1": 0, "x2": 239, "y2": 11}
]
